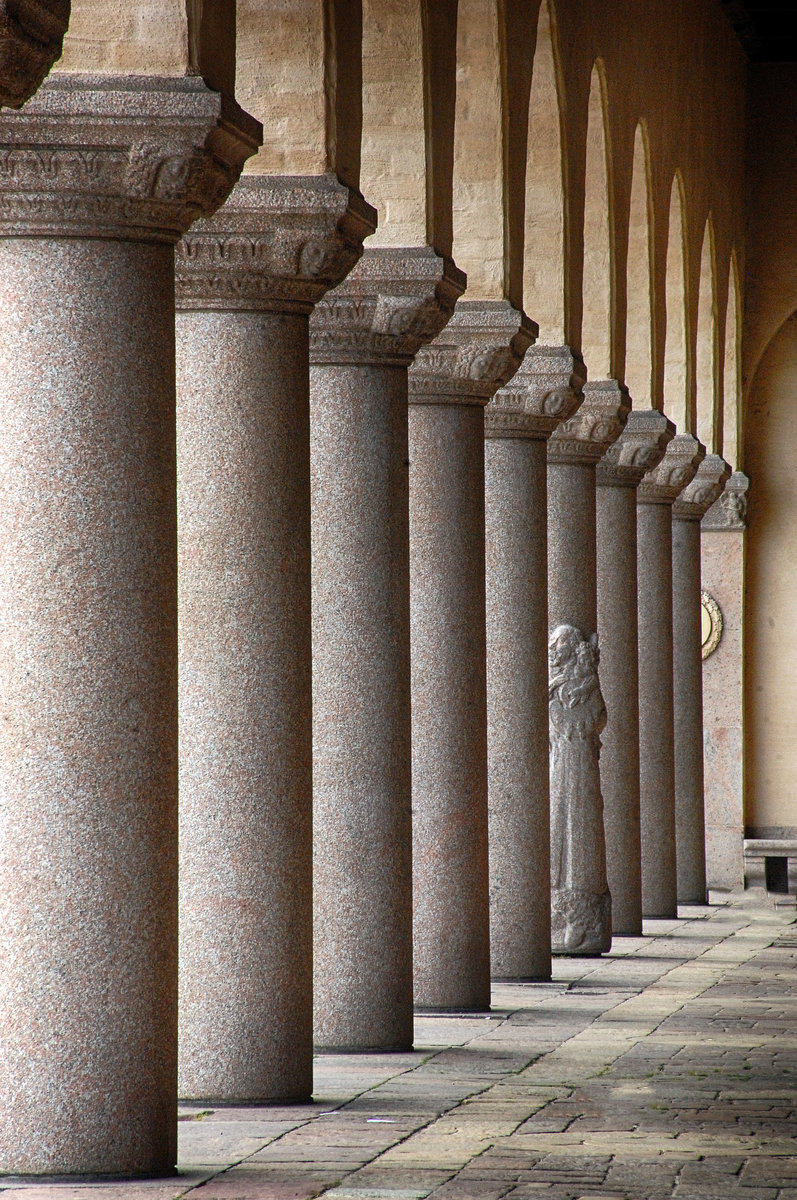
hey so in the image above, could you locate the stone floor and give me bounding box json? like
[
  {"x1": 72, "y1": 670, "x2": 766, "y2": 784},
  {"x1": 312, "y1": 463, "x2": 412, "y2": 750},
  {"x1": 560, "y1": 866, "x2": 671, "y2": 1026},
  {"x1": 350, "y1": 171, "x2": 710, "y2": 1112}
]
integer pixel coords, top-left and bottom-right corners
[{"x1": 4, "y1": 901, "x2": 797, "y2": 1200}]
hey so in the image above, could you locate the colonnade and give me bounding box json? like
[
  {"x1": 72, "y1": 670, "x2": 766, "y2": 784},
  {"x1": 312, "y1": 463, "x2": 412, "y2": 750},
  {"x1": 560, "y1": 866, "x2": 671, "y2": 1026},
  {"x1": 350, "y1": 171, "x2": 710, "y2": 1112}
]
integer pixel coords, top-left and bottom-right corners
[{"x1": 0, "y1": 0, "x2": 744, "y2": 1181}]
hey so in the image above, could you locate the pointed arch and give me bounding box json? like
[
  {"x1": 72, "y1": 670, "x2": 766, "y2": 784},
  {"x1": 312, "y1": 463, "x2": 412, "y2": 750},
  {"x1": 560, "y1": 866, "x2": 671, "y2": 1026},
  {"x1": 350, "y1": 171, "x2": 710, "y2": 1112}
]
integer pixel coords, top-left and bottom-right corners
[
  {"x1": 523, "y1": 0, "x2": 566, "y2": 343},
  {"x1": 581, "y1": 59, "x2": 613, "y2": 379},
  {"x1": 695, "y1": 216, "x2": 718, "y2": 450},
  {"x1": 663, "y1": 172, "x2": 689, "y2": 432},
  {"x1": 624, "y1": 121, "x2": 654, "y2": 406},
  {"x1": 723, "y1": 251, "x2": 742, "y2": 469}
]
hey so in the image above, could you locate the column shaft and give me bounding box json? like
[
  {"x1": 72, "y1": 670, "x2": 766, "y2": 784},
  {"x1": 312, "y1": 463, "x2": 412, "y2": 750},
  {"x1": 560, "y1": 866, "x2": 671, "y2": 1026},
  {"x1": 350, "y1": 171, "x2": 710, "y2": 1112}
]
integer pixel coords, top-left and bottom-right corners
[
  {"x1": 0, "y1": 238, "x2": 178, "y2": 1176},
  {"x1": 411, "y1": 402, "x2": 490, "y2": 1006},
  {"x1": 548, "y1": 462, "x2": 598, "y2": 630},
  {"x1": 177, "y1": 310, "x2": 312, "y2": 1099},
  {"x1": 485, "y1": 436, "x2": 550, "y2": 978},
  {"x1": 312, "y1": 359, "x2": 414, "y2": 1049},
  {"x1": 672, "y1": 518, "x2": 706, "y2": 902},
  {"x1": 637, "y1": 501, "x2": 677, "y2": 917},
  {"x1": 596, "y1": 483, "x2": 643, "y2": 932}
]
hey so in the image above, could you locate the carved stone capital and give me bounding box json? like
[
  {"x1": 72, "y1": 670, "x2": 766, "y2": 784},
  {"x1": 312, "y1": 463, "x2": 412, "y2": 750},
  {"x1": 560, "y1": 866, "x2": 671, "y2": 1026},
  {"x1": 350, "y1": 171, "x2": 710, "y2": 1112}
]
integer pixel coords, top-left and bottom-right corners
[
  {"x1": 673, "y1": 454, "x2": 731, "y2": 522},
  {"x1": 485, "y1": 343, "x2": 585, "y2": 440},
  {"x1": 408, "y1": 300, "x2": 536, "y2": 408},
  {"x1": 597, "y1": 408, "x2": 675, "y2": 488},
  {"x1": 637, "y1": 433, "x2": 705, "y2": 506},
  {"x1": 701, "y1": 470, "x2": 750, "y2": 531},
  {"x1": 309, "y1": 245, "x2": 466, "y2": 367},
  {"x1": 0, "y1": 73, "x2": 262, "y2": 242},
  {"x1": 0, "y1": 0, "x2": 69, "y2": 110},
  {"x1": 175, "y1": 174, "x2": 376, "y2": 314},
  {"x1": 547, "y1": 378, "x2": 630, "y2": 466}
]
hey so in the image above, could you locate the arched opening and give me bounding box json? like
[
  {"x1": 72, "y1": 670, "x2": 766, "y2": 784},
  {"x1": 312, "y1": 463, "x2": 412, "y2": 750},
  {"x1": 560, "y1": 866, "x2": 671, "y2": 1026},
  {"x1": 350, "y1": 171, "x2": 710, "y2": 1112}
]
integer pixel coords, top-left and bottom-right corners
[
  {"x1": 663, "y1": 173, "x2": 689, "y2": 432},
  {"x1": 723, "y1": 252, "x2": 742, "y2": 469},
  {"x1": 624, "y1": 121, "x2": 654, "y2": 406},
  {"x1": 523, "y1": 0, "x2": 566, "y2": 343},
  {"x1": 581, "y1": 61, "x2": 613, "y2": 379},
  {"x1": 695, "y1": 217, "x2": 717, "y2": 450}
]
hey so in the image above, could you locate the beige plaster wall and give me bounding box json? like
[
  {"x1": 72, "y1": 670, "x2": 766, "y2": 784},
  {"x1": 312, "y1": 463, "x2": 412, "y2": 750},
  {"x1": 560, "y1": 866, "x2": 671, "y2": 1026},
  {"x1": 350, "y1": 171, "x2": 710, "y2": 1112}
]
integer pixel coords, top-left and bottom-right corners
[
  {"x1": 742, "y1": 66, "x2": 797, "y2": 837},
  {"x1": 744, "y1": 316, "x2": 797, "y2": 835},
  {"x1": 743, "y1": 65, "x2": 797, "y2": 401},
  {"x1": 526, "y1": 0, "x2": 744, "y2": 434},
  {"x1": 57, "y1": 0, "x2": 235, "y2": 91}
]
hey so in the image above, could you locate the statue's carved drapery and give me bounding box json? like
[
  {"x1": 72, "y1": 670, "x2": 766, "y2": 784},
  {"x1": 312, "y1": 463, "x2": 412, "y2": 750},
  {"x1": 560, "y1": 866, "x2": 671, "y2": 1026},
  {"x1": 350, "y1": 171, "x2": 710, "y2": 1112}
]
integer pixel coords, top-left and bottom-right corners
[{"x1": 548, "y1": 624, "x2": 612, "y2": 955}]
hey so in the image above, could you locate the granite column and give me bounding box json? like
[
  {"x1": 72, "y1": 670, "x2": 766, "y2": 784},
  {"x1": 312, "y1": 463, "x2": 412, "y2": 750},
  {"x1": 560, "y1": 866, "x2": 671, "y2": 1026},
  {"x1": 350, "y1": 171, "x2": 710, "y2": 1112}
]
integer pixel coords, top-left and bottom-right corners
[
  {"x1": 636, "y1": 434, "x2": 704, "y2": 917},
  {"x1": 672, "y1": 455, "x2": 730, "y2": 904},
  {"x1": 596, "y1": 410, "x2": 673, "y2": 935},
  {"x1": 700, "y1": 472, "x2": 750, "y2": 890},
  {"x1": 176, "y1": 177, "x2": 375, "y2": 1100},
  {"x1": 484, "y1": 346, "x2": 581, "y2": 980},
  {"x1": 310, "y1": 246, "x2": 465, "y2": 1050},
  {"x1": 0, "y1": 75, "x2": 258, "y2": 1177},
  {"x1": 546, "y1": 378, "x2": 628, "y2": 954},
  {"x1": 408, "y1": 301, "x2": 535, "y2": 1010}
]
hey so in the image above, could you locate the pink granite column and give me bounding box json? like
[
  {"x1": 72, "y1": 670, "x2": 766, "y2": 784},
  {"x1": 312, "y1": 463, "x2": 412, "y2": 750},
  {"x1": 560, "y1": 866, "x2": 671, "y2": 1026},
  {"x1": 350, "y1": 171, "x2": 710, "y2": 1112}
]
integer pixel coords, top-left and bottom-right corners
[
  {"x1": 0, "y1": 0, "x2": 69, "y2": 110},
  {"x1": 546, "y1": 379, "x2": 628, "y2": 954},
  {"x1": 176, "y1": 177, "x2": 375, "y2": 1101},
  {"x1": 485, "y1": 347, "x2": 582, "y2": 980},
  {"x1": 700, "y1": 471, "x2": 749, "y2": 890},
  {"x1": 596, "y1": 410, "x2": 673, "y2": 935},
  {"x1": 636, "y1": 434, "x2": 704, "y2": 918},
  {"x1": 408, "y1": 300, "x2": 535, "y2": 1010},
  {"x1": 672, "y1": 454, "x2": 730, "y2": 904},
  {"x1": 311, "y1": 246, "x2": 465, "y2": 1050},
  {"x1": 0, "y1": 76, "x2": 258, "y2": 1177}
]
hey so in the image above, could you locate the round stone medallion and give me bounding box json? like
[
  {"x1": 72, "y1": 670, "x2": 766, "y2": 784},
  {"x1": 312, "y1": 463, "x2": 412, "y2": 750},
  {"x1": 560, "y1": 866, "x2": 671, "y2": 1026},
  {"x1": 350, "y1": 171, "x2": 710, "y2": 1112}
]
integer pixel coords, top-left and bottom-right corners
[{"x1": 701, "y1": 590, "x2": 723, "y2": 659}]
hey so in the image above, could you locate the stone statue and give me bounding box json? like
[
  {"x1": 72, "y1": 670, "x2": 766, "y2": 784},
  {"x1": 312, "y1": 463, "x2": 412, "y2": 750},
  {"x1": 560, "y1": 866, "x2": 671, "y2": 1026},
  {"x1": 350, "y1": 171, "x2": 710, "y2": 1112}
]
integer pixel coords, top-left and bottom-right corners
[{"x1": 548, "y1": 624, "x2": 612, "y2": 954}]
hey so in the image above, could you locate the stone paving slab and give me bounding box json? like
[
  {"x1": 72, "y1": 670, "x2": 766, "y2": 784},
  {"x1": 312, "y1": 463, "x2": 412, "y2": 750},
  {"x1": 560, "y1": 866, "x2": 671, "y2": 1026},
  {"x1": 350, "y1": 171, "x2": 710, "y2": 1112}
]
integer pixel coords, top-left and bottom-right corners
[{"x1": 3, "y1": 904, "x2": 797, "y2": 1200}]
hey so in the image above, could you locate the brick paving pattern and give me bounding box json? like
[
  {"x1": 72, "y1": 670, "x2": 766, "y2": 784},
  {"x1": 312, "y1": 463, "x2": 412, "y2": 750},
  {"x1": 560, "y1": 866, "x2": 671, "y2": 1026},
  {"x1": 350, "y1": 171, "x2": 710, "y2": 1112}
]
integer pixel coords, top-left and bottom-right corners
[{"x1": 3, "y1": 903, "x2": 796, "y2": 1200}]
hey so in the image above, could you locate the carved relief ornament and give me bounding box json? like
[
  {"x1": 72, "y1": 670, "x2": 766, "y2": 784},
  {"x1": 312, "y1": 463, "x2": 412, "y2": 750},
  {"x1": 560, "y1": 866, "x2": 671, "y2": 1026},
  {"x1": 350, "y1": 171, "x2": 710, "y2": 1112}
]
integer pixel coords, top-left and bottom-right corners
[
  {"x1": 701, "y1": 470, "x2": 750, "y2": 531},
  {"x1": 547, "y1": 378, "x2": 630, "y2": 465},
  {"x1": 597, "y1": 408, "x2": 675, "y2": 488},
  {"x1": 0, "y1": 0, "x2": 69, "y2": 110},
  {"x1": 485, "y1": 343, "x2": 586, "y2": 439},
  {"x1": 309, "y1": 246, "x2": 466, "y2": 367},
  {"x1": 673, "y1": 454, "x2": 731, "y2": 521},
  {"x1": 636, "y1": 433, "x2": 705, "y2": 506},
  {"x1": 409, "y1": 300, "x2": 537, "y2": 407},
  {"x1": 176, "y1": 174, "x2": 377, "y2": 313},
  {"x1": 0, "y1": 74, "x2": 262, "y2": 242}
]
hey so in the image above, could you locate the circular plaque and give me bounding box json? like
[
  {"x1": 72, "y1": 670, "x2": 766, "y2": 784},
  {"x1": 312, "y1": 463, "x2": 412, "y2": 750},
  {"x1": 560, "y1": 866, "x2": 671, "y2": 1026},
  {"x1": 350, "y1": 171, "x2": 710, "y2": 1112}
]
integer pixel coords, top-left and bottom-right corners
[{"x1": 701, "y1": 590, "x2": 723, "y2": 660}]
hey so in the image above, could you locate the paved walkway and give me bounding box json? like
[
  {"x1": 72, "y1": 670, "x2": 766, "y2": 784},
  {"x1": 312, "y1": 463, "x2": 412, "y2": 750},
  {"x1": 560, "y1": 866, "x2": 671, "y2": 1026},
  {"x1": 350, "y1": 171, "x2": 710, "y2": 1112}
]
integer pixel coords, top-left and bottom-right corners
[{"x1": 4, "y1": 902, "x2": 797, "y2": 1200}]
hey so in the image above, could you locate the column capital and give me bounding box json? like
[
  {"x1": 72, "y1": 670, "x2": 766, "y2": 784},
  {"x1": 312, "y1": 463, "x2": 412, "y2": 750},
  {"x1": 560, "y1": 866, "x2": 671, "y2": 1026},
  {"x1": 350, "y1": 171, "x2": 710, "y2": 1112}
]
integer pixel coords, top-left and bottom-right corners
[
  {"x1": 0, "y1": 73, "x2": 261, "y2": 242},
  {"x1": 673, "y1": 454, "x2": 731, "y2": 522},
  {"x1": 637, "y1": 433, "x2": 704, "y2": 506},
  {"x1": 597, "y1": 408, "x2": 674, "y2": 488},
  {"x1": 485, "y1": 343, "x2": 585, "y2": 440},
  {"x1": 175, "y1": 174, "x2": 376, "y2": 314},
  {"x1": 408, "y1": 300, "x2": 536, "y2": 408},
  {"x1": 309, "y1": 245, "x2": 465, "y2": 367},
  {"x1": 701, "y1": 470, "x2": 750, "y2": 531},
  {"x1": 0, "y1": 0, "x2": 69, "y2": 110},
  {"x1": 547, "y1": 378, "x2": 630, "y2": 466}
]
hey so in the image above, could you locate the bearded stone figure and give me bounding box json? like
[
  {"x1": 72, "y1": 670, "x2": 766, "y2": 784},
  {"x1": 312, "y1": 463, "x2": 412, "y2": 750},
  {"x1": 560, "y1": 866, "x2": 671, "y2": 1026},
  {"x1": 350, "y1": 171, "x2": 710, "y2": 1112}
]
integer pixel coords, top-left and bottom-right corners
[{"x1": 548, "y1": 624, "x2": 612, "y2": 954}]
